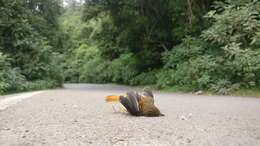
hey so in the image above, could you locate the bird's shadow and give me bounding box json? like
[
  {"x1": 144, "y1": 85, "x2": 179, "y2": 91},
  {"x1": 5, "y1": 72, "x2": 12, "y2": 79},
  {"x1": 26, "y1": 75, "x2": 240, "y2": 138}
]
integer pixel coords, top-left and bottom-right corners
[
  {"x1": 111, "y1": 111, "x2": 131, "y2": 117},
  {"x1": 111, "y1": 111, "x2": 165, "y2": 118}
]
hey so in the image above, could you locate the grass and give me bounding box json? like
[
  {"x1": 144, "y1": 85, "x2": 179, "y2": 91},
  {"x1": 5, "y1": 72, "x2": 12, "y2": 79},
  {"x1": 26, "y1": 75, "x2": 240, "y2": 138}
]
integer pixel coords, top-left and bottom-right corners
[
  {"x1": 3, "y1": 81, "x2": 260, "y2": 98},
  {"x1": 142, "y1": 85, "x2": 260, "y2": 98},
  {"x1": 0, "y1": 80, "x2": 63, "y2": 96},
  {"x1": 160, "y1": 86, "x2": 193, "y2": 93},
  {"x1": 230, "y1": 88, "x2": 260, "y2": 98},
  {"x1": 66, "y1": 83, "x2": 260, "y2": 98}
]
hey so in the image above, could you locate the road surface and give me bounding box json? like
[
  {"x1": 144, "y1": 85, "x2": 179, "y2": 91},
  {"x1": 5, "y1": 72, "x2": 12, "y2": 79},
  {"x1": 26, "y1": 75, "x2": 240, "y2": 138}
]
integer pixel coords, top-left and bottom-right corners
[{"x1": 0, "y1": 84, "x2": 260, "y2": 146}]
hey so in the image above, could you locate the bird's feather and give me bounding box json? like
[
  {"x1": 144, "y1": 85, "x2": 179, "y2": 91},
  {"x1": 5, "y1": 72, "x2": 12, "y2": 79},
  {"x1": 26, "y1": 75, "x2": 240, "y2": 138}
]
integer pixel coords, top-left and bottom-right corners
[
  {"x1": 105, "y1": 95, "x2": 120, "y2": 102},
  {"x1": 120, "y1": 93, "x2": 140, "y2": 116}
]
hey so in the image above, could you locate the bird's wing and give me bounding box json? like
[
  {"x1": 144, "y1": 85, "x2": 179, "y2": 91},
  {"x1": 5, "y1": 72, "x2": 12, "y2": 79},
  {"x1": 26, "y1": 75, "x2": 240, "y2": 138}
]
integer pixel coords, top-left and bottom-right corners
[
  {"x1": 126, "y1": 91, "x2": 140, "y2": 112},
  {"x1": 143, "y1": 89, "x2": 154, "y2": 98},
  {"x1": 119, "y1": 91, "x2": 141, "y2": 116},
  {"x1": 142, "y1": 89, "x2": 154, "y2": 104}
]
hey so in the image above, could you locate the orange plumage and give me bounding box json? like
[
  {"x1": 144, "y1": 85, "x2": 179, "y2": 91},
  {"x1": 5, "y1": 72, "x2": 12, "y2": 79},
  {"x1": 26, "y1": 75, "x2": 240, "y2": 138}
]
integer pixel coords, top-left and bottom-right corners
[{"x1": 105, "y1": 95, "x2": 121, "y2": 102}]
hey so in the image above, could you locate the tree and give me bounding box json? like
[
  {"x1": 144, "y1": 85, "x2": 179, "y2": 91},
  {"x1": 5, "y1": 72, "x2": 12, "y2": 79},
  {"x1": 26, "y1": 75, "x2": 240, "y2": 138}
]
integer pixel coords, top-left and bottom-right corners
[{"x1": 0, "y1": 0, "x2": 64, "y2": 94}]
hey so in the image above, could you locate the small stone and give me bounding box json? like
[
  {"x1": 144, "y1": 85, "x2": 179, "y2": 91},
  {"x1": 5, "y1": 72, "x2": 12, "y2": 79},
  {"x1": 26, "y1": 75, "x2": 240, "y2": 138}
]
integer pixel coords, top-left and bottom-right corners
[
  {"x1": 22, "y1": 135, "x2": 26, "y2": 138},
  {"x1": 186, "y1": 138, "x2": 191, "y2": 143},
  {"x1": 188, "y1": 113, "x2": 193, "y2": 118},
  {"x1": 2, "y1": 128, "x2": 10, "y2": 131},
  {"x1": 25, "y1": 130, "x2": 29, "y2": 133},
  {"x1": 180, "y1": 115, "x2": 187, "y2": 120},
  {"x1": 229, "y1": 144, "x2": 241, "y2": 146},
  {"x1": 195, "y1": 90, "x2": 203, "y2": 95}
]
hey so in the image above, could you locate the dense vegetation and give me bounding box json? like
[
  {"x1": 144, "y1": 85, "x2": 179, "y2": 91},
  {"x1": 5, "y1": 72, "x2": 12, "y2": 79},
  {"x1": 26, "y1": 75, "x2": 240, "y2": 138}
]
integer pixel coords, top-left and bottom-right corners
[
  {"x1": 1, "y1": 0, "x2": 260, "y2": 95},
  {"x1": 62, "y1": 0, "x2": 260, "y2": 94},
  {"x1": 0, "y1": 0, "x2": 64, "y2": 94}
]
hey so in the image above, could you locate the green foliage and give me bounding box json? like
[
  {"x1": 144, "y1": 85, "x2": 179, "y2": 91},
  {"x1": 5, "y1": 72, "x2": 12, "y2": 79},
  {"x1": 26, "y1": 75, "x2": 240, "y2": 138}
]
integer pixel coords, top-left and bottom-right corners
[
  {"x1": 1, "y1": 68, "x2": 63, "y2": 95},
  {"x1": 79, "y1": 57, "x2": 110, "y2": 83},
  {"x1": 108, "y1": 53, "x2": 138, "y2": 84},
  {"x1": 202, "y1": 0, "x2": 260, "y2": 48},
  {"x1": 22, "y1": 80, "x2": 61, "y2": 91},
  {"x1": 156, "y1": 69, "x2": 175, "y2": 89},
  {"x1": 64, "y1": 43, "x2": 99, "y2": 82},
  {"x1": 210, "y1": 79, "x2": 236, "y2": 95},
  {"x1": 59, "y1": 6, "x2": 87, "y2": 50},
  {"x1": 202, "y1": 0, "x2": 260, "y2": 92},
  {"x1": 0, "y1": 68, "x2": 27, "y2": 94},
  {"x1": 80, "y1": 0, "x2": 214, "y2": 70},
  {"x1": 0, "y1": 52, "x2": 26, "y2": 93},
  {"x1": 61, "y1": 0, "x2": 214, "y2": 87},
  {"x1": 0, "y1": 71, "x2": 57, "y2": 93},
  {"x1": 158, "y1": 0, "x2": 260, "y2": 94},
  {"x1": 60, "y1": 0, "x2": 259, "y2": 95},
  {"x1": 10, "y1": 0, "x2": 251, "y2": 96},
  {"x1": 157, "y1": 37, "x2": 215, "y2": 90},
  {"x1": 0, "y1": 0, "x2": 64, "y2": 94},
  {"x1": 130, "y1": 70, "x2": 158, "y2": 86},
  {"x1": 163, "y1": 36, "x2": 208, "y2": 68}
]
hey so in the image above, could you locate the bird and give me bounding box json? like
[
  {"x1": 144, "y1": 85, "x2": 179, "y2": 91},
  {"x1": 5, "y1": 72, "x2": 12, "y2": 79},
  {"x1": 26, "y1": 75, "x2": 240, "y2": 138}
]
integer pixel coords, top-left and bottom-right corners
[{"x1": 105, "y1": 89, "x2": 164, "y2": 117}]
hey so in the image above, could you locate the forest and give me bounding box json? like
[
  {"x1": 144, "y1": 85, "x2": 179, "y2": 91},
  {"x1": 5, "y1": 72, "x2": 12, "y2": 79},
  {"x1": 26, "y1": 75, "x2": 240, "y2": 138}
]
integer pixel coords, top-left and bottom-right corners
[{"x1": 0, "y1": 0, "x2": 259, "y2": 95}]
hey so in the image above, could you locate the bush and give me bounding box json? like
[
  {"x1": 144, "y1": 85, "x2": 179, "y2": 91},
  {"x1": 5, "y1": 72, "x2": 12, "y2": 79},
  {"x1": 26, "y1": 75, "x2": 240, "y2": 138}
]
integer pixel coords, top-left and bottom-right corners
[
  {"x1": 108, "y1": 53, "x2": 138, "y2": 84},
  {"x1": 158, "y1": 1, "x2": 260, "y2": 94},
  {"x1": 159, "y1": 38, "x2": 260, "y2": 94},
  {"x1": 157, "y1": 37, "x2": 216, "y2": 91},
  {"x1": 156, "y1": 69, "x2": 175, "y2": 88},
  {"x1": 64, "y1": 43, "x2": 111, "y2": 83},
  {"x1": 212, "y1": 80, "x2": 232, "y2": 95},
  {"x1": 202, "y1": 0, "x2": 260, "y2": 48},
  {"x1": 0, "y1": 68, "x2": 27, "y2": 94},
  {"x1": 202, "y1": 0, "x2": 260, "y2": 92},
  {"x1": 79, "y1": 57, "x2": 111, "y2": 83},
  {"x1": 0, "y1": 52, "x2": 26, "y2": 93},
  {"x1": 47, "y1": 52, "x2": 64, "y2": 86},
  {"x1": 130, "y1": 70, "x2": 158, "y2": 86},
  {"x1": 22, "y1": 80, "x2": 60, "y2": 91}
]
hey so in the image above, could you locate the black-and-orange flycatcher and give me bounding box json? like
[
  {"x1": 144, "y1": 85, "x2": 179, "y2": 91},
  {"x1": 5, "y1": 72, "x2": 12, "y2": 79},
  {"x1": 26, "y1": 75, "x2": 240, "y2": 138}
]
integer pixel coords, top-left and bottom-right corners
[{"x1": 105, "y1": 90, "x2": 164, "y2": 117}]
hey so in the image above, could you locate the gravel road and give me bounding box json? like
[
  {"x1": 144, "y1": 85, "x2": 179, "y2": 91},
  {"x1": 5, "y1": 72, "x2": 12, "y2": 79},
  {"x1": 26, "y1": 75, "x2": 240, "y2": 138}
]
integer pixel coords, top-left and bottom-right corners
[{"x1": 0, "y1": 84, "x2": 260, "y2": 146}]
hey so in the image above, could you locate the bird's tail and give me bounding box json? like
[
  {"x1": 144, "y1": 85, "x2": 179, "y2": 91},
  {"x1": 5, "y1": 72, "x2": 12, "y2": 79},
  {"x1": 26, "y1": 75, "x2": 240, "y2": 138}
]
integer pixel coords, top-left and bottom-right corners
[{"x1": 105, "y1": 95, "x2": 121, "y2": 102}]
